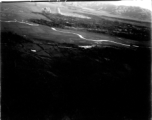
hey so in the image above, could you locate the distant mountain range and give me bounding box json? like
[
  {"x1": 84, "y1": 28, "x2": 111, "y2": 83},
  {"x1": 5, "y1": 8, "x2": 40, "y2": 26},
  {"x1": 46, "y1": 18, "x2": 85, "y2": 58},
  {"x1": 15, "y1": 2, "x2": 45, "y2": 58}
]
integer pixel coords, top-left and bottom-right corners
[{"x1": 63, "y1": 2, "x2": 152, "y2": 22}]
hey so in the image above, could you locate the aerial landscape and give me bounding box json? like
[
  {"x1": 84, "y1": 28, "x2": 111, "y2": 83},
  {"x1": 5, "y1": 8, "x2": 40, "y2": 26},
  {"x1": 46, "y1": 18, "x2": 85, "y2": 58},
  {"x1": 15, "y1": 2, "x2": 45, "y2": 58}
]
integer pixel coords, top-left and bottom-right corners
[{"x1": 1, "y1": 1, "x2": 151, "y2": 120}]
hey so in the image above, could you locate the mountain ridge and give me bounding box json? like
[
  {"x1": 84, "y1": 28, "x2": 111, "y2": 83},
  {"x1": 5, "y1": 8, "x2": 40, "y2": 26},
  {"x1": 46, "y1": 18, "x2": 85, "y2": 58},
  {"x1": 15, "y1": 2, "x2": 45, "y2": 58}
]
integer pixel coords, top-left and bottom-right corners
[{"x1": 64, "y1": 2, "x2": 152, "y2": 22}]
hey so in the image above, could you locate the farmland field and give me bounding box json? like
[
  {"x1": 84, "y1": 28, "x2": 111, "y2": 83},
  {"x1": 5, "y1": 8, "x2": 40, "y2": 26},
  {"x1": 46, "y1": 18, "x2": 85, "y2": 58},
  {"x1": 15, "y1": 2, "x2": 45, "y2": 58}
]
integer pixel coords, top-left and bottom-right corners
[{"x1": 1, "y1": 2, "x2": 151, "y2": 120}]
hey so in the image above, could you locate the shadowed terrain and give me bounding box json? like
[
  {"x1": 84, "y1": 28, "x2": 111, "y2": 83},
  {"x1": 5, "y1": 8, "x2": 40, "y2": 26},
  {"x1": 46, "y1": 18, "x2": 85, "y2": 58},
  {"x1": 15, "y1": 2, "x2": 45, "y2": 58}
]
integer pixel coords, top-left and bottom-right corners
[{"x1": 2, "y1": 31, "x2": 151, "y2": 120}]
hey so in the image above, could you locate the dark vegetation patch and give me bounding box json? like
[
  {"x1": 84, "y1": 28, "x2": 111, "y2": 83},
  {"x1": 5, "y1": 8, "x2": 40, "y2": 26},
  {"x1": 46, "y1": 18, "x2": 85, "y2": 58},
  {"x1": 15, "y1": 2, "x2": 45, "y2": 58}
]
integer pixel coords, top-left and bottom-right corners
[
  {"x1": 30, "y1": 11, "x2": 151, "y2": 42},
  {"x1": 2, "y1": 31, "x2": 151, "y2": 120}
]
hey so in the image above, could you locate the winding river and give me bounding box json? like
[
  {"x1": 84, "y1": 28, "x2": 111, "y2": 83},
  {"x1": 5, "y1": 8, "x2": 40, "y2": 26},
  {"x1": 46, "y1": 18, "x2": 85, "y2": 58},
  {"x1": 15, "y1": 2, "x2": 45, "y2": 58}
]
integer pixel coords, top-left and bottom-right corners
[{"x1": 1, "y1": 19, "x2": 131, "y2": 47}]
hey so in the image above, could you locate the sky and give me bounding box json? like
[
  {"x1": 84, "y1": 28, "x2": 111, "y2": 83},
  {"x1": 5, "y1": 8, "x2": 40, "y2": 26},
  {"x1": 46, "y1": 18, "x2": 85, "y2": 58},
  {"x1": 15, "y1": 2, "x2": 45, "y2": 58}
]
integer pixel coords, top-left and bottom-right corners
[
  {"x1": 1, "y1": 0, "x2": 152, "y2": 10},
  {"x1": 111, "y1": 0, "x2": 152, "y2": 10}
]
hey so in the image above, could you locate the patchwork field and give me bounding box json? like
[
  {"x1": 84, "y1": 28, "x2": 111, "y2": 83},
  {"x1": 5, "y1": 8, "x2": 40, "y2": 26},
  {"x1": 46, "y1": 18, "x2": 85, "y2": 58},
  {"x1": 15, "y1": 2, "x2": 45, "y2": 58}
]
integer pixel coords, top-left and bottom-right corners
[{"x1": 1, "y1": 2, "x2": 150, "y2": 47}]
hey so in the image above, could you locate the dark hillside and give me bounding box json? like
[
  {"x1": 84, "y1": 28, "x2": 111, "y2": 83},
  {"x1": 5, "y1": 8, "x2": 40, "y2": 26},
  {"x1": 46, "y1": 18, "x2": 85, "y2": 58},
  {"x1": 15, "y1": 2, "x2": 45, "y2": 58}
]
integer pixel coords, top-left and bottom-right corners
[{"x1": 2, "y1": 31, "x2": 151, "y2": 120}]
